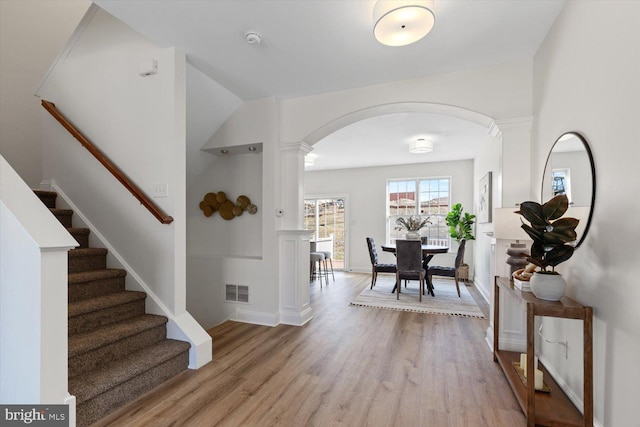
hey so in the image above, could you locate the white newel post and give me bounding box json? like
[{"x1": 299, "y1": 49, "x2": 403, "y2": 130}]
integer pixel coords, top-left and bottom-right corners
[
  {"x1": 486, "y1": 117, "x2": 532, "y2": 352},
  {"x1": 277, "y1": 142, "x2": 313, "y2": 326}
]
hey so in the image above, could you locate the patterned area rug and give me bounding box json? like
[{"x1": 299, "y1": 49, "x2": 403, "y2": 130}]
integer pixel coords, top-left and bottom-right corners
[{"x1": 350, "y1": 277, "x2": 485, "y2": 318}]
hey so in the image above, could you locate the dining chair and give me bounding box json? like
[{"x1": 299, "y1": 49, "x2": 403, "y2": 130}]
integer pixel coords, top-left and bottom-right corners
[
  {"x1": 395, "y1": 239, "x2": 426, "y2": 302},
  {"x1": 366, "y1": 237, "x2": 397, "y2": 289},
  {"x1": 427, "y1": 239, "x2": 466, "y2": 297}
]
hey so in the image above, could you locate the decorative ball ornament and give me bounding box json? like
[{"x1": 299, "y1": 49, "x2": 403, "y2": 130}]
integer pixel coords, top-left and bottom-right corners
[{"x1": 199, "y1": 191, "x2": 258, "y2": 220}]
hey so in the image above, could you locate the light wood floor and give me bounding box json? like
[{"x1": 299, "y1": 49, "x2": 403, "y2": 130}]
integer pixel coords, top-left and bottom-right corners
[{"x1": 93, "y1": 273, "x2": 526, "y2": 426}]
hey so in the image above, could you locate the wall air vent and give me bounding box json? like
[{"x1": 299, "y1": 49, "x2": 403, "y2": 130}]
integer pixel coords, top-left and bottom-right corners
[{"x1": 225, "y1": 284, "x2": 250, "y2": 304}]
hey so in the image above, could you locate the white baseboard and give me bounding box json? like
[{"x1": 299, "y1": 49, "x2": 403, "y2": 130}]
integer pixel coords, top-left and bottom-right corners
[
  {"x1": 280, "y1": 306, "x2": 313, "y2": 326},
  {"x1": 234, "y1": 309, "x2": 280, "y2": 327}
]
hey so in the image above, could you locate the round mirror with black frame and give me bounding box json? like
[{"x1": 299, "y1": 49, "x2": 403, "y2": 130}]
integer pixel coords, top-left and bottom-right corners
[{"x1": 541, "y1": 132, "x2": 596, "y2": 248}]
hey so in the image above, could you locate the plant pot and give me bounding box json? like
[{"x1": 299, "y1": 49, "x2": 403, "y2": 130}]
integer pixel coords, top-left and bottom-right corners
[
  {"x1": 405, "y1": 231, "x2": 421, "y2": 240},
  {"x1": 458, "y1": 264, "x2": 469, "y2": 284},
  {"x1": 529, "y1": 272, "x2": 566, "y2": 301}
]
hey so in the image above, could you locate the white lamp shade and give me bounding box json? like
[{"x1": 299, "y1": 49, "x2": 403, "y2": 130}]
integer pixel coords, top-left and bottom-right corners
[
  {"x1": 373, "y1": 0, "x2": 435, "y2": 47},
  {"x1": 409, "y1": 138, "x2": 434, "y2": 153},
  {"x1": 493, "y1": 207, "x2": 531, "y2": 241}
]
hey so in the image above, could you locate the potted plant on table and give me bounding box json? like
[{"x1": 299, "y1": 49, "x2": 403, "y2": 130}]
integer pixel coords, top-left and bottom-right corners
[
  {"x1": 516, "y1": 194, "x2": 579, "y2": 301},
  {"x1": 445, "y1": 203, "x2": 476, "y2": 282},
  {"x1": 395, "y1": 215, "x2": 431, "y2": 240}
]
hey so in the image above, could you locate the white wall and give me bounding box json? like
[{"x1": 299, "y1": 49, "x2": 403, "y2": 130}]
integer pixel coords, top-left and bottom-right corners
[
  {"x1": 185, "y1": 63, "x2": 242, "y2": 190},
  {"x1": 0, "y1": 155, "x2": 77, "y2": 405},
  {"x1": 281, "y1": 60, "x2": 532, "y2": 145},
  {"x1": 37, "y1": 7, "x2": 211, "y2": 367},
  {"x1": 39, "y1": 7, "x2": 185, "y2": 314},
  {"x1": 305, "y1": 160, "x2": 474, "y2": 274},
  {"x1": 532, "y1": 2, "x2": 640, "y2": 425},
  {"x1": 188, "y1": 98, "x2": 280, "y2": 329},
  {"x1": 187, "y1": 153, "x2": 263, "y2": 258},
  {"x1": 472, "y1": 134, "x2": 502, "y2": 298},
  {"x1": 0, "y1": 0, "x2": 90, "y2": 187}
]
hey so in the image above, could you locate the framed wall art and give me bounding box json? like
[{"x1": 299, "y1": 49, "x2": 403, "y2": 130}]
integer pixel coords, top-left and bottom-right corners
[{"x1": 478, "y1": 172, "x2": 492, "y2": 223}]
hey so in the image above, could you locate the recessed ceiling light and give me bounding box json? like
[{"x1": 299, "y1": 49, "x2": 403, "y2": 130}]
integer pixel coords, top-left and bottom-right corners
[
  {"x1": 248, "y1": 146, "x2": 257, "y2": 152},
  {"x1": 220, "y1": 149, "x2": 229, "y2": 154}
]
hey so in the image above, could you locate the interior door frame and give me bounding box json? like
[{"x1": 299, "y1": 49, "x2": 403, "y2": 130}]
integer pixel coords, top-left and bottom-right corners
[{"x1": 304, "y1": 193, "x2": 349, "y2": 271}]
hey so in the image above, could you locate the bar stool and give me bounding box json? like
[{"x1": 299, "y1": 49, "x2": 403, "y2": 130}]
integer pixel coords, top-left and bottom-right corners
[
  {"x1": 310, "y1": 252, "x2": 328, "y2": 287},
  {"x1": 318, "y1": 248, "x2": 335, "y2": 282}
]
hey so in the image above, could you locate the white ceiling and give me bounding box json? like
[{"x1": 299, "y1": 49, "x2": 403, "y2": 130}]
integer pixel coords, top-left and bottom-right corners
[
  {"x1": 305, "y1": 112, "x2": 487, "y2": 171},
  {"x1": 95, "y1": 0, "x2": 565, "y2": 170}
]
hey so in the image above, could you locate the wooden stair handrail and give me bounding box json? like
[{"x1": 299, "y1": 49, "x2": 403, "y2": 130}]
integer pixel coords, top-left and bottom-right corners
[{"x1": 41, "y1": 100, "x2": 174, "y2": 224}]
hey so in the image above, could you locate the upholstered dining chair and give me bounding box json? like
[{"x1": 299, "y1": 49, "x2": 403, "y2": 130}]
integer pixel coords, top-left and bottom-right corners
[
  {"x1": 427, "y1": 239, "x2": 466, "y2": 297},
  {"x1": 366, "y1": 237, "x2": 397, "y2": 289},
  {"x1": 395, "y1": 239, "x2": 426, "y2": 302}
]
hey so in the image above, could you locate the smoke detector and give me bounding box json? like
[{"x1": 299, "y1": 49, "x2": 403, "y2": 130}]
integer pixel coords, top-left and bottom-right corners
[{"x1": 244, "y1": 32, "x2": 262, "y2": 45}]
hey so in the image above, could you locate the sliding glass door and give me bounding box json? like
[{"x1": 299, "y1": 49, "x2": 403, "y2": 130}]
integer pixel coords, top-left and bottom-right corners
[{"x1": 304, "y1": 197, "x2": 347, "y2": 270}]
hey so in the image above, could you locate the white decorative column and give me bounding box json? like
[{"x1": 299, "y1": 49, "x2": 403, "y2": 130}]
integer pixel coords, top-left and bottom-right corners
[
  {"x1": 277, "y1": 142, "x2": 313, "y2": 326},
  {"x1": 486, "y1": 117, "x2": 533, "y2": 352}
]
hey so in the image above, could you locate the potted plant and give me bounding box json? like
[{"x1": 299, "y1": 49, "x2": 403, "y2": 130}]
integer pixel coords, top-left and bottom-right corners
[
  {"x1": 445, "y1": 203, "x2": 476, "y2": 281},
  {"x1": 395, "y1": 215, "x2": 431, "y2": 240},
  {"x1": 516, "y1": 194, "x2": 579, "y2": 301}
]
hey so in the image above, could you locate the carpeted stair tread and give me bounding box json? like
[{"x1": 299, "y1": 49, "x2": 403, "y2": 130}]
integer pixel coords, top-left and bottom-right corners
[
  {"x1": 50, "y1": 208, "x2": 74, "y2": 227},
  {"x1": 69, "y1": 247, "x2": 108, "y2": 257},
  {"x1": 70, "y1": 339, "x2": 191, "y2": 404},
  {"x1": 69, "y1": 291, "x2": 146, "y2": 318},
  {"x1": 69, "y1": 314, "x2": 168, "y2": 357},
  {"x1": 68, "y1": 227, "x2": 90, "y2": 234},
  {"x1": 68, "y1": 227, "x2": 90, "y2": 248},
  {"x1": 49, "y1": 208, "x2": 73, "y2": 215},
  {"x1": 69, "y1": 269, "x2": 126, "y2": 285},
  {"x1": 34, "y1": 190, "x2": 57, "y2": 208}
]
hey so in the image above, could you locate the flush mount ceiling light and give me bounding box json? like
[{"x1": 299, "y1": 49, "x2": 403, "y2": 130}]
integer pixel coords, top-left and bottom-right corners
[
  {"x1": 409, "y1": 138, "x2": 434, "y2": 154},
  {"x1": 373, "y1": 0, "x2": 435, "y2": 47}
]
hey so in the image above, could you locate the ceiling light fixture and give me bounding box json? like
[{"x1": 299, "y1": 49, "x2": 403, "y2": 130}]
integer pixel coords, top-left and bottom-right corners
[
  {"x1": 244, "y1": 31, "x2": 262, "y2": 45},
  {"x1": 373, "y1": 0, "x2": 435, "y2": 47},
  {"x1": 220, "y1": 149, "x2": 229, "y2": 155},
  {"x1": 409, "y1": 138, "x2": 434, "y2": 154},
  {"x1": 248, "y1": 146, "x2": 257, "y2": 152}
]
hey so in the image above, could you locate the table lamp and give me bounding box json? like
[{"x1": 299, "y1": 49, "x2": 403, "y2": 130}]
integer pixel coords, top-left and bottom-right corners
[{"x1": 493, "y1": 207, "x2": 531, "y2": 276}]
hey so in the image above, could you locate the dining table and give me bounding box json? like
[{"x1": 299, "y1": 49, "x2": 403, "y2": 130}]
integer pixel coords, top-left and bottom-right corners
[{"x1": 381, "y1": 243, "x2": 449, "y2": 297}]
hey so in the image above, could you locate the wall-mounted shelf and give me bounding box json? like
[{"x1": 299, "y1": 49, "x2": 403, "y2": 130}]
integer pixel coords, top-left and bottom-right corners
[{"x1": 493, "y1": 276, "x2": 593, "y2": 427}]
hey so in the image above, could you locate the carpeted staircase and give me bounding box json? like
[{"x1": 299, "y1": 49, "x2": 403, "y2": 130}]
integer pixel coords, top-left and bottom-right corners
[{"x1": 34, "y1": 190, "x2": 190, "y2": 427}]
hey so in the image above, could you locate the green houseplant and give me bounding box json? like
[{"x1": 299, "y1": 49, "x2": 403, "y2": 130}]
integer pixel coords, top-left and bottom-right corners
[
  {"x1": 445, "y1": 203, "x2": 476, "y2": 243},
  {"x1": 395, "y1": 215, "x2": 431, "y2": 240},
  {"x1": 445, "y1": 204, "x2": 475, "y2": 281},
  {"x1": 516, "y1": 194, "x2": 579, "y2": 300}
]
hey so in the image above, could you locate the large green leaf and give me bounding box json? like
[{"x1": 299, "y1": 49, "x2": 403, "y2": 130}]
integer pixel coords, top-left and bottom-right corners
[
  {"x1": 545, "y1": 245, "x2": 575, "y2": 267},
  {"x1": 544, "y1": 218, "x2": 579, "y2": 244},
  {"x1": 520, "y1": 222, "x2": 544, "y2": 242},
  {"x1": 542, "y1": 195, "x2": 569, "y2": 221},
  {"x1": 517, "y1": 202, "x2": 546, "y2": 228}
]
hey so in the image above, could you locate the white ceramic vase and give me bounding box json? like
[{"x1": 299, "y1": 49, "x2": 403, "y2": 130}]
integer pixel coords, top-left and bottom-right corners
[
  {"x1": 529, "y1": 272, "x2": 566, "y2": 301},
  {"x1": 405, "y1": 231, "x2": 421, "y2": 240}
]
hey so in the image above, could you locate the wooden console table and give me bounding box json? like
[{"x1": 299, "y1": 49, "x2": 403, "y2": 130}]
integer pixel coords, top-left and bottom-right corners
[{"x1": 493, "y1": 276, "x2": 593, "y2": 427}]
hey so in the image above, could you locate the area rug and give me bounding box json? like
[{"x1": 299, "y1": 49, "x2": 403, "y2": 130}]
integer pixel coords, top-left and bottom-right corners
[{"x1": 350, "y1": 277, "x2": 485, "y2": 318}]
